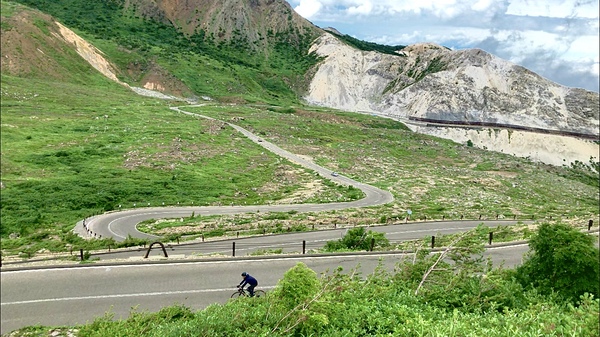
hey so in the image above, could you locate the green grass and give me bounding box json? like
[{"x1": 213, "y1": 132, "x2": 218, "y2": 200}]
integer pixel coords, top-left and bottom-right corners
[{"x1": 122, "y1": 104, "x2": 599, "y2": 243}]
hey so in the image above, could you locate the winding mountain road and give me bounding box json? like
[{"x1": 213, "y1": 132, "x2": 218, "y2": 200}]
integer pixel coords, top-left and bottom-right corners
[{"x1": 78, "y1": 105, "x2": 393, "y2": 241}]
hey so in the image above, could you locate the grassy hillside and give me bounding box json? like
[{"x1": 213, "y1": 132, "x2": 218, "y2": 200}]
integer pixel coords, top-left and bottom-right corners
[
  {"x1": 2, "y1": 70, "x2": 598, "y2": 255},
  {"x1": 1, "y1": 0, "x2": 599, "y2": 256},
  {"x1": 6, "y1": 0, "x2": 321, "y2": 102}
]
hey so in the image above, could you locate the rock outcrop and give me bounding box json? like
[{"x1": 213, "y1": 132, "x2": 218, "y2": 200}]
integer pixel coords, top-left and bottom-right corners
[{"x1": 305, "y1": 33, "x2": 599, "y2": 167}]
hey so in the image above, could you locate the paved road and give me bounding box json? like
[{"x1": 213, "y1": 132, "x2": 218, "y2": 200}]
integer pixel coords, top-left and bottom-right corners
[
  {"x1": 87, "y1": 219, "x2": 529, "y2": 261},
  {"x1": 78, "y1": 105, "x2": 393, "y2": 241},
  {"x1": 1, "y1": 245, "x2": 530, "y2": 335}
]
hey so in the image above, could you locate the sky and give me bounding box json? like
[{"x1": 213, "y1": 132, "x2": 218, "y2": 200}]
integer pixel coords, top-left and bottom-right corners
[{"x1": 285, "y1": 0, "x2": 599, "y2": 93}]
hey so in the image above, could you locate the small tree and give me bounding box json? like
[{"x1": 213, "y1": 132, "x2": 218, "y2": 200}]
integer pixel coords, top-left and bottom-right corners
[
  {"x1": 324, "y1": 227, "x2": 389, "y2": 252},
  {"x1": 516, "y1": 223, "x2": 599, "y2": 303},
  {"x1": 271, "y1": 262, "x2": 330, "y2": 334}
]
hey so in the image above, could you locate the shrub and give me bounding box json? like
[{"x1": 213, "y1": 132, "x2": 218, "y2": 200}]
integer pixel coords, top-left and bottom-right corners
[
  {"x1": 515, "y1": 222, "x2": 599, "y2": 303},
  {"x1": 270, "y1": 262, "x2": 329, "y2": 334},
  {"x1": 324, "y1": 227, "x2": 389, "y2": 252}
]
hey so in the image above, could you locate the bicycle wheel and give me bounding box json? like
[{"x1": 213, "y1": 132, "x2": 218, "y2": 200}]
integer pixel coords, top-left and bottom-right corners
[
  {"x1": 254, "y1": 290, "x2": 266, "y2": 298},
  {"x1": 231, "y1": 290, "x2": 245, "y2": 298}
]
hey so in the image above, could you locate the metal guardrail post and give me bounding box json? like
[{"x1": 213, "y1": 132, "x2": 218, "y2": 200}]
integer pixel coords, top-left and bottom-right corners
[{"x1": 144, "y1": 242, "x2": 169, "y2": 258}]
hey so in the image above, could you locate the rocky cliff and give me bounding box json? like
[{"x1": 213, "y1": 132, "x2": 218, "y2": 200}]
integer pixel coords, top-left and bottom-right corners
[
  {"x1": 124, "y1": 0, "x2": 321, "y2": 49},
  {"x1": 304, "y1": 33, "x2": 599, "y2": 167}
]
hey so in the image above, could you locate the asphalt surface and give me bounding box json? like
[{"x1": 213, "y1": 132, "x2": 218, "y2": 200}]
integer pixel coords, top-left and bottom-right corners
[{"x1": 83, "y1": 219, "x2": 530, "y2": 261}]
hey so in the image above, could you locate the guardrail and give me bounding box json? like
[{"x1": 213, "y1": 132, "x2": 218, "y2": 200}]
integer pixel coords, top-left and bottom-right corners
[
  {"x1": 2, "y1": 219, "x2": 596, "y2": 267},
  {"x1": 408, "y1": 116, "x2": 599, "y2": 141}
]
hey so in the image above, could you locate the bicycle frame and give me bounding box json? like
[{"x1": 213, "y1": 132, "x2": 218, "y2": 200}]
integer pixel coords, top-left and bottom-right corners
[{"x1": 231, "y1": 287, "x2": 265, "y2": 298}]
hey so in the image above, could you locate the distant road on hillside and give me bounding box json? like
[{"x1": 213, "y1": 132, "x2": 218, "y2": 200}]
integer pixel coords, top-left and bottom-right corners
[{"x1": 76, "y1": 106, "x2": 394, "y2": 241}]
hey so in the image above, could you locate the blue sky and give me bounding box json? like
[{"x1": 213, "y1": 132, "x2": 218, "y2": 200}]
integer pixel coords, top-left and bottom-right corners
[{"x1": 285, "y1": 0, "x2": 599, "y2": 93}]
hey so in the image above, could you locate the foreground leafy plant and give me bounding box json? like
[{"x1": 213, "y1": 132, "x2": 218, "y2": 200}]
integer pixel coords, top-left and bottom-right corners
[{"x1": 516, "y1": 222, "x2": 599, "y2": 303}]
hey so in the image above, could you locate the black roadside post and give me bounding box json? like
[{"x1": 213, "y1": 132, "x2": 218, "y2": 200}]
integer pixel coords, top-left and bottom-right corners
[
  {"x1": 431, "y1": 236, "x2": 435, "y2": 248},
  {"x1": 489, "y1": 232, "x2": 493, "y2": 245},
  {"x1": 79, "y1": 249, "x2": 84, "y2": 261},
  {"x1": 232, "y1": 242, "x2": 236, "y2": 257},
  {"x1": 589, "y1": 219, "x2": 594, "y2": 230},
  {"x1": 302, "y1": 240, "x2": 306, "y2": 254},
  {"x1": 370, "y1": 238, "x2": 375, "y2": 252}
]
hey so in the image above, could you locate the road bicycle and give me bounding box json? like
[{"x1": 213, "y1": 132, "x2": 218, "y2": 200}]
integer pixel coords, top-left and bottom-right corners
[{"x1": 231, "y1": 286, "x2": 266, "y2": 298}]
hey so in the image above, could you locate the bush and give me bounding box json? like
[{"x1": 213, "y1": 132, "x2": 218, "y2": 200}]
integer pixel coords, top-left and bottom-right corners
[
  {"x1": 324, "y1": 227, "x2": 389, "y2": 252},
  {"x1": 515, "y1": 223, "x2": 599, "y2": 303},
  {"x1": 270, "y1": 262, "x2": 329, "y2": 334}
]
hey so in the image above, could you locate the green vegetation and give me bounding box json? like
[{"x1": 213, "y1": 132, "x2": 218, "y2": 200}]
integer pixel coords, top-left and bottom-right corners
[
  {"x1": 516, "y1": 223, "x2": 599, "y2": 303},
  {"x1": 9, "y1": 0, "x2": 321, "y2": 102},
  {"x1": 326, "y1": 30, "x2": 406, "y2": 55},
  {"x1": 0, "y1": 77, "x2": 363, "y2": 255},
  {"x1": 324, "y1": 226, "x2": 389, "y2": 252}
]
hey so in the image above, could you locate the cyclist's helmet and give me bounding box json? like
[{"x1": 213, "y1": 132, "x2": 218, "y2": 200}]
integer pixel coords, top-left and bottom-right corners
[{"x1": 241, "y1": 272, "x2": 247, "y2": 277}]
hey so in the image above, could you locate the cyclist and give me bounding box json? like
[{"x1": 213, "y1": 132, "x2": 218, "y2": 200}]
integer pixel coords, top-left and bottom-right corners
[{"x1": 238, "y1": 272, "x2": 258, "y2": 297}]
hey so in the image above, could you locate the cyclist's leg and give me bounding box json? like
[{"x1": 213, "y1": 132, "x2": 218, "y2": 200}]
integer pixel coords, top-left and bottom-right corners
[{"x1": 247, "y1": 284, "x2": 256, "y2": 297}]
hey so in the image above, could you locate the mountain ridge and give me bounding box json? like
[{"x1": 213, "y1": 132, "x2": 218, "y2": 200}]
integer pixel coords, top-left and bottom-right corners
[{"x1": 2, "y1": 0, "x2": 598, "y2": 168}]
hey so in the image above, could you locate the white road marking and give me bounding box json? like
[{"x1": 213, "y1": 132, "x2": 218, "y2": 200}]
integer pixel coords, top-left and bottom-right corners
[{"x1": 1, "y1": 286, "x2": 275, "y2": 306}]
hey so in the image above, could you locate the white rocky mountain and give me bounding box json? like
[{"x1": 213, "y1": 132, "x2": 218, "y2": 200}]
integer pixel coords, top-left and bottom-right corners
[{"x1": 304, "y1": 33, "x2": 599, "y2": 168}]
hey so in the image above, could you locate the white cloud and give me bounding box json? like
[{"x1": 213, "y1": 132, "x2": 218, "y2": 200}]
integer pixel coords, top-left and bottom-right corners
[
  {"x1": 471, "y1": 0, "x2": 494, "y2": 11},
  {"x1": 293, "y1": 0, "x2": 323, "y2": 18},
  {"x1": 506, "y1": 0, "x2": 599, "y2": 19},
  {"x1": 347, "y1": 1, "x2": 374, "y2": 15}
]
